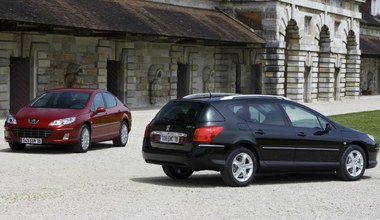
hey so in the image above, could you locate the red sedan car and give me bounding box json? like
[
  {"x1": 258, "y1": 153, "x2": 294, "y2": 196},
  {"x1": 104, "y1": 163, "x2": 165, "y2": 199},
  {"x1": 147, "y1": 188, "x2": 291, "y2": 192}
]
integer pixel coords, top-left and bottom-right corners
[{"x1": 4, "y1": 88, "x2": 132, "y2": 153}]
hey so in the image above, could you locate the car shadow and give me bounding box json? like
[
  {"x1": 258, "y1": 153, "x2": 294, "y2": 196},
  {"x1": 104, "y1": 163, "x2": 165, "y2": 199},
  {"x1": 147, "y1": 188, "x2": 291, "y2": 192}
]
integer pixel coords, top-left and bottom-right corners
[
  {"x1": 0, "y1": 142, "x2": 116, "y2": 155},
  {"x1": 131, "y1": 172, "x2": 372, "y2": 188}
]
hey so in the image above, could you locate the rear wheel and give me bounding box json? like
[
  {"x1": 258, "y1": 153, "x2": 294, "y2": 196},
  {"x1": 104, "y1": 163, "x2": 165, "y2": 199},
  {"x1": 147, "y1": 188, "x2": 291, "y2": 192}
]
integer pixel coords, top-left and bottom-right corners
[
  {"x1": 9, "y1": 143, "x2": 26, "y2": 151},
  {"x1": 72, "y1": 125, "x2": 90, "y2": 153},
  {"x1": 162, "y1": 165, "x2": 194, "y2": 179},
  {"x1": 113, "y1": 121, "x2": 129, "y2": 147},
  {"x1": 337, "y1": 145, "x2": 366, "y2": 181},
  {"x1": 221, "y1": 147, "x2": 257, "y2": 187}
]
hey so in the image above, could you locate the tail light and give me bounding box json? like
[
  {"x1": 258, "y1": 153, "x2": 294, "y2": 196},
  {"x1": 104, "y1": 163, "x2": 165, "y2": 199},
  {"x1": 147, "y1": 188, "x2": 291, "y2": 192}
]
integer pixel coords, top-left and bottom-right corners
[
  {"x1": 144, "y1": 124, "x2": 150, "y2": 138},
  {"x1": 193, "y1": 126, "x2": 224, "y2": 143}
]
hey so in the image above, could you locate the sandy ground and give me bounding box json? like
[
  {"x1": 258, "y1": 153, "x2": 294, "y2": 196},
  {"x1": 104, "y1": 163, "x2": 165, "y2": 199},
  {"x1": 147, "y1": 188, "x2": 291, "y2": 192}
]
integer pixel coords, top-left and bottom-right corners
[{"x1": 0, "y1": 97, "x2": 380, "y2": 219}]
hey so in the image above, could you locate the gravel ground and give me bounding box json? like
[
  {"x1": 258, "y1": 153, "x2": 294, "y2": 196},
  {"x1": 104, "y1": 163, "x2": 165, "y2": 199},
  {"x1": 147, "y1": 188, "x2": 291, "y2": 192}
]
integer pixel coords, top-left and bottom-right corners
[{"x1": 1, "y1": 98, "x2": 380, "y2": 220}]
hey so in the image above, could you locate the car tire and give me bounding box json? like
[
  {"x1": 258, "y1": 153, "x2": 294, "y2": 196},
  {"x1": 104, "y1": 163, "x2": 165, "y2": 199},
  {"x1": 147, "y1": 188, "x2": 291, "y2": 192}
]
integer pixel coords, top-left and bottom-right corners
[
  {"x1": 221, "y1": 147, "x2": 257, "y2": 187},
  {"x1": 9, "y1": 142, "x2": 26, "y2": 151},
  {"x1": 162, "y1": 165, "x2": 194, "y2": 179},
  {"x1": 337, "y1": 145, "x2": 366, "y2": 181},
  {"x1": 72, "y1": 125, "x2": 90, "y2": 153},
  {"x1": 112, "y1": 121, "x2": 129, "y2": 147}
]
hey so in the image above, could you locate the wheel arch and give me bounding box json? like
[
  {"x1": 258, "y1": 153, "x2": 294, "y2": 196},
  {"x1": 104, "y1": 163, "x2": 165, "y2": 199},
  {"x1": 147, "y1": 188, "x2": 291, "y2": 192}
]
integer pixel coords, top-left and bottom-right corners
[{"x1": 231, "y1": 141, "x2": 261, "y2": 170}]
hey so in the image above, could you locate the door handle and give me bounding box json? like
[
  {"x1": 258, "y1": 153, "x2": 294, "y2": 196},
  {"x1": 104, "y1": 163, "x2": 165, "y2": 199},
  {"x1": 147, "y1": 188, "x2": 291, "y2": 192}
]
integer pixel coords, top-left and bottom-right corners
[
  {"x1": 255, "y1": 129, "x2": 265, "y2": 135},
  {"x1": 298, "y1": 132, "x2": 306, "y2": 137}
]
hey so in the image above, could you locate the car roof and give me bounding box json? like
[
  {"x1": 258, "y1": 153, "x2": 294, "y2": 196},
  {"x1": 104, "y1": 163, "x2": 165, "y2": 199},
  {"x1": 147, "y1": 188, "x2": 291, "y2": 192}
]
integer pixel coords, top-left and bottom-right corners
[
  {"x1": 47, "y1": 88, "x2": 105, "y2": 93},
  {"x1": 182, "y1": 93, "x2": 290, "y2": 102}
]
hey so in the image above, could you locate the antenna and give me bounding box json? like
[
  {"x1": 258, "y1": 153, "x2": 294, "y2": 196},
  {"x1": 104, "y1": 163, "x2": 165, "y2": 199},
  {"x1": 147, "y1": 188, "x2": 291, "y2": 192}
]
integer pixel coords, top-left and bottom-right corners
[{"x1": 207, "y1": 87, "x2": 211, "y2": 98}]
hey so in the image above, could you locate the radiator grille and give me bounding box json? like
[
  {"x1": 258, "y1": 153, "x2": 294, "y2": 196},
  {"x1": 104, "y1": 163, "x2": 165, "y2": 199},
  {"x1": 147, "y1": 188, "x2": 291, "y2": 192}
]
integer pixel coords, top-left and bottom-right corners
[{"x1": 12, "y1": 128, "x2": 52, "y2": 138}]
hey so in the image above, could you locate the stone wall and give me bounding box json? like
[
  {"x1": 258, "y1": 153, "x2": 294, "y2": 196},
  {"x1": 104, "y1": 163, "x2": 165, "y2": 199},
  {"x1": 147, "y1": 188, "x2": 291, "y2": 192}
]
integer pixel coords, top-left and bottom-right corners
[{"x1": 0, "y1": 32, "x2": 261, "y2": 114}]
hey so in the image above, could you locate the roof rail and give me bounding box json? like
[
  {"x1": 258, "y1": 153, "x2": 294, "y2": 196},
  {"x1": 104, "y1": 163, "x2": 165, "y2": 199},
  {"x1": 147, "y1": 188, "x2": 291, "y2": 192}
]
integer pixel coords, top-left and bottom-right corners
[{"x1": 183, "y1": 93, "x2": 236, "y2": 99}]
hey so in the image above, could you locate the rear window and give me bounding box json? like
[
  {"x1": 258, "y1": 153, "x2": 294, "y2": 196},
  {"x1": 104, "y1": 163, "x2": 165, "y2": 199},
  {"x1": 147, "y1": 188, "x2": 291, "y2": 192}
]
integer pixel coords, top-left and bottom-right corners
[{"x1": 155, "y1": 101, "x2": 205, "y2": 123}]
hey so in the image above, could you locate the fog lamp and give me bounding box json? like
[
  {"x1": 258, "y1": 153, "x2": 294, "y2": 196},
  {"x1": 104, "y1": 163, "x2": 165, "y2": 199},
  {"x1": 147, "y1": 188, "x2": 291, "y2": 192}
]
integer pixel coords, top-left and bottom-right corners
[{"x1": 63, "y1": 133, "x2": 70, "y2": 140}]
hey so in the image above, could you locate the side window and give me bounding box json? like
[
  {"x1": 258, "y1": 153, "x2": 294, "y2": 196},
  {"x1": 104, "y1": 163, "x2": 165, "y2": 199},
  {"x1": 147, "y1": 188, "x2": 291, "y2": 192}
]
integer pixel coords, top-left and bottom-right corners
[
  {"x1": 227, "y1": 104, "x2": 246, "y2": 120},
  {"x1": 281, "y1": 104, "x2": 322, "y2": 129},
  {"x1": 248, "y1": 103, "x2": 286, "y2": 126},
  {"x1": 91, "y1": 93, "x2": 105, "y2": 112},
  {"x1": 248, "y1": 105, "x2": 265, "y2": 123},
  {"x1": 103, "y1": 92, "x2": 117, "y2": 108}
]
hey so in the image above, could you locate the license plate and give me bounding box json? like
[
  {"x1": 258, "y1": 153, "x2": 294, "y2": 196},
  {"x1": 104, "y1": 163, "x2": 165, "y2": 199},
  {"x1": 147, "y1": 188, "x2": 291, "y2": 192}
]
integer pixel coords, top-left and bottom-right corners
[
  {"x1": 160, "y1": 133, "x2": 180, "y2": 143},
  {"x1": 151, "y1": 131, "x2": 187, "y2": 144},
  {"x1": 20, "y1": 138, "x2": 42, "y2": 144}
]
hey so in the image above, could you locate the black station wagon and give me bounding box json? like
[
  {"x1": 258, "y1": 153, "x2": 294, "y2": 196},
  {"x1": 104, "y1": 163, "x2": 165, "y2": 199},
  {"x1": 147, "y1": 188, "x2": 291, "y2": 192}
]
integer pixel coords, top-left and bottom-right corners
[{"x1": 142, "y1": 94, "x2": 378, "y2": 186}]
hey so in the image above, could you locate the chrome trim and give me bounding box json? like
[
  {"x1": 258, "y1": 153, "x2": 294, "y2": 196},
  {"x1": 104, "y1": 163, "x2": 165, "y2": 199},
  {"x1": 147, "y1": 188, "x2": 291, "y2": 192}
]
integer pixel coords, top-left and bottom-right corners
[
  {"x1": 198, "y1": 144, "x2": 225, "y2": 148},
  {"x1": 151, "y1": 131, "x2": 187, "y2": 137},
  {"x1": 263, "y1": 147, "x2": 339, "y2": 151}
]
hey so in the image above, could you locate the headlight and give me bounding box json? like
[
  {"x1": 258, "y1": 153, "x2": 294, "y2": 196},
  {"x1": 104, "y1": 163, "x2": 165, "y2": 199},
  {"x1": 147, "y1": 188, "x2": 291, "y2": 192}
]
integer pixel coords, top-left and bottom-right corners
[
  {"x1": 49, "y1": 117, "x2": 76, "y2": 126},
  {"x1": 367, "y1": 134, "x2": 376, "y2": 142},
  {"x1": 6, "y1": 115, "x2": 17, "y2": 125}
]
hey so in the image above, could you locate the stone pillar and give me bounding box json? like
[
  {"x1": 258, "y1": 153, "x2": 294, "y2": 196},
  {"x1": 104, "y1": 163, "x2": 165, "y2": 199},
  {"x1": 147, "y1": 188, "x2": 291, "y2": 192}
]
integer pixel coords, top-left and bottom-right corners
[
  {"x1": 345, "y1": 49, "x2": 361, "y2": 99},
  {"x1": 263, "y1": 43, "x2": 285, "y2": 96}
]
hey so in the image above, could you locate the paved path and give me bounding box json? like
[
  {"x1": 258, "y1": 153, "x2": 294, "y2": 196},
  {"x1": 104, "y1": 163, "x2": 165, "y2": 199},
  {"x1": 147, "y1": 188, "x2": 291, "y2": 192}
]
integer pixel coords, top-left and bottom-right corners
[{"x1": 303, "y1": 95, "x2": 380, "y2": 116}]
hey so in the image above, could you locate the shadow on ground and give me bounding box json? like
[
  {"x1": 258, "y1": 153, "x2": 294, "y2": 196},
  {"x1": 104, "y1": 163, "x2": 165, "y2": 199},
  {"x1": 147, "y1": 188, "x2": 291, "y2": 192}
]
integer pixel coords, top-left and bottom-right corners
[
  {"x1": 0, "y1": 142, "x2": 117, "y2": 155},
  {"x1": 131, "y1": 172, "x2": 371, "y2": 188}
]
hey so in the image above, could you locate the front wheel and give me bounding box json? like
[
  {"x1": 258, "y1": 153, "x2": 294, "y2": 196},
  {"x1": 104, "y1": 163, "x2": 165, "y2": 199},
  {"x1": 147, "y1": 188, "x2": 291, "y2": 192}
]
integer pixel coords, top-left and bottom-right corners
[
  {"x1": 221, "y1": 147, "x2": 257, "y2": 187},
  {"x1": 337, "y1": 145, "x2": 366, "y2": 181},
  {"x1": 9, "y1": 142, "x2": 26, "y2": 151},
  {"x1": 72, "y1": 125, "x2": 90, "y2": 153},
  {"x1": 162, "y1": 165, "x2": 194, "y2": 179},
  {"x1": 113, "y1": 121, "x2": 129, "y2": 147}
]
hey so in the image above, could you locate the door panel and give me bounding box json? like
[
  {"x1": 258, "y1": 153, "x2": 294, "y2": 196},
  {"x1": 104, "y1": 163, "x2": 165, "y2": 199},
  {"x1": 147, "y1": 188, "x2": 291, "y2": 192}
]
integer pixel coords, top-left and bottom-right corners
[
  {"x1": 107, "y1": 60, "x2": 121, "y2": 99},
  {"x1": 10, "y1": 57, "x2": 30, "y2": 113},
  {"x1": 280, "y1": 102, "x2": 343, "y2": 166},
  {"x1": 177, "y1": 63, "x2": 190, "y2": 98}
]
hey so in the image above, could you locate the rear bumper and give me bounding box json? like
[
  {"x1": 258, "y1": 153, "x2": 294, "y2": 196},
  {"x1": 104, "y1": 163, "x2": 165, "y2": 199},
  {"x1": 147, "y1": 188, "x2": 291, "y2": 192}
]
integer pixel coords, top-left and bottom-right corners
[{"x1": 142, "y1": 143, "x2": 226, "y2": 171}]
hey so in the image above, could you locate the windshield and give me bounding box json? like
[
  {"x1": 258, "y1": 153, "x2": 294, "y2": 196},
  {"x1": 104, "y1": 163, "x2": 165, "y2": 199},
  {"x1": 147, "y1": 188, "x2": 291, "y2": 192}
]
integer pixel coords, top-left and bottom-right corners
[{"x1": 31, "y1": 91, "x2": 90, "y2": 109}]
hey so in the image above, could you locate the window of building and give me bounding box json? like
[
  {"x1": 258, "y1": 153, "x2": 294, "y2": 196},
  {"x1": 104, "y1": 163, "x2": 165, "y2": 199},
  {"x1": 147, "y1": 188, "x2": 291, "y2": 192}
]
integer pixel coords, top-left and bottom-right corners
[
  {"x1": 304, "y1": 16, "x2": 312, "y2": 35},
  {"x1": 371, "y1": 0, "x2": 380, "y2": 15},
  {"x1": 335, "y1": 21, "x2": 341, "y2": 38}
]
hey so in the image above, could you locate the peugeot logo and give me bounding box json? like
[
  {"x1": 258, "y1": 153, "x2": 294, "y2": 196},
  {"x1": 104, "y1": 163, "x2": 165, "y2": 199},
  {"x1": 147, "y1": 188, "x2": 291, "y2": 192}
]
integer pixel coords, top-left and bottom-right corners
[
  {"x1": 28, "y1": 119, "x2": 39, "y2": 124},
  {"x1": 166, "y1": 125, "x2": 170, "y2": 131}
]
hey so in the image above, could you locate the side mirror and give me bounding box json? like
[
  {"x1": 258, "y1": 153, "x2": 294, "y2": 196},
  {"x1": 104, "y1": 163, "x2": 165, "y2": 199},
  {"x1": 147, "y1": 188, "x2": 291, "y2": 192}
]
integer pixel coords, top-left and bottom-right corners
[
  {"x1": 314, "y1": 123, "x2": 333, "y2": 136},
  {"x1": 324, "y1": 123, "x2": 333, "y2": 133},
  {"x1": 96, "y1": 107, "x2": 106, "y2": 114}
]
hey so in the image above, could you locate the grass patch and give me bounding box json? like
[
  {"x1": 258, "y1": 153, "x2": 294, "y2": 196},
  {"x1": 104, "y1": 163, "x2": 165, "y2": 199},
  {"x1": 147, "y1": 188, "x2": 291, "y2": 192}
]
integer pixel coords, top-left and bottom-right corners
[{"x1": 329, "y1": 110, "x2": 380, "y2": 141}]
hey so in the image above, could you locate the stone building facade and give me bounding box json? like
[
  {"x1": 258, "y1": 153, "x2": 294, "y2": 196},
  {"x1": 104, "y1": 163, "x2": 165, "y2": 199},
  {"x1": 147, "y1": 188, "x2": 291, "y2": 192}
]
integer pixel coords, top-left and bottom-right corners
[
  {"x1": 360, "y1": 0, "x2": 380, "y2": 95},
  {"x1": 0, "y1": 0, "x2": 365, "y2": 116},
  {"x1": 221, "y1": 0, "x2": 363, "y2": 102}
]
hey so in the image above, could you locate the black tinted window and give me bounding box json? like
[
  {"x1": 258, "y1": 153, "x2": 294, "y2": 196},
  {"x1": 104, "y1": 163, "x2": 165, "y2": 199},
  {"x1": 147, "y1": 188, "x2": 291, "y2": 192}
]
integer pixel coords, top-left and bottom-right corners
[
  {"x1": 248, "y1": 103, "x2": 286, "y2": 126},
  {"x1": 103, "y1": 92, "x2": 117, "y2": 108},
  {"x1": 198, "y1": 106, "x2": 225, "y2": 122},
  {"x1": 155, "y1": 101, "x2": 204, "y2": 122}
]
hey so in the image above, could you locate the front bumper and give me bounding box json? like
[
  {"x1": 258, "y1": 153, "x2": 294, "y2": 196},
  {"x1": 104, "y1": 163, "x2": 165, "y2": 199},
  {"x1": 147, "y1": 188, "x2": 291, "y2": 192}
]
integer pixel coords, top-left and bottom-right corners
[{"x1": 4, "y1": 126, "x2": 79, "y2": 145}]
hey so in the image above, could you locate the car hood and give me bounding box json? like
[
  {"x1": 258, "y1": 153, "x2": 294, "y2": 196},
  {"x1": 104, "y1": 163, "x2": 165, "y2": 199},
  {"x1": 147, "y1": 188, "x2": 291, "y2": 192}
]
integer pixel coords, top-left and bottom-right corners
[{"x1": 13, "y1": 107, "x2": 86, "y2": 125}]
